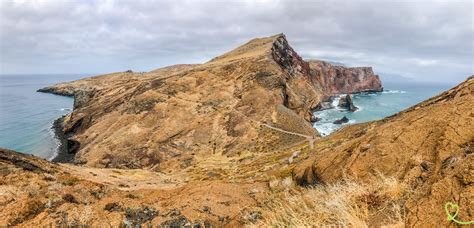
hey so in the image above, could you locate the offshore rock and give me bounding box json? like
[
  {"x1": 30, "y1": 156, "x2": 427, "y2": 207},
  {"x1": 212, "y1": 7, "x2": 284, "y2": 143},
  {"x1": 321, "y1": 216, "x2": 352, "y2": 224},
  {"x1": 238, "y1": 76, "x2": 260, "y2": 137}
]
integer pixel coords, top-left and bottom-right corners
[
  {"x1": 338, "y1": 95, "x2": 358, "y2": 112},
  {"x1": 333, "y1": 116, "x2": 349, "y2": 124}
]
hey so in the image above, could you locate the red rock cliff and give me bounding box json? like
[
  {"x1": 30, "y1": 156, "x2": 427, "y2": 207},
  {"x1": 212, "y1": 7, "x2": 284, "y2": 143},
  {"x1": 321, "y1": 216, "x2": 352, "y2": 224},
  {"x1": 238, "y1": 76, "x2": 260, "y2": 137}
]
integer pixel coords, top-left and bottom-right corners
[
  {"x1": 308, "y1": 60, "x2": 383, "y2": 96},
  {"x1": 269, "y1": 35, "x2": 383, "y2": 122}
]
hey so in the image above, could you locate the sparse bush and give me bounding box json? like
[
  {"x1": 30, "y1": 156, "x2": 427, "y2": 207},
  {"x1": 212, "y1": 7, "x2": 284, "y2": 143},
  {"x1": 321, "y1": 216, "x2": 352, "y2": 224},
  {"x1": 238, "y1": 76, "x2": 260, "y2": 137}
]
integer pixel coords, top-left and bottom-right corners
[
  {"x1": 62, "y1": 194, "x2": 78, "y2": 204},
  {"x1": 104, "y1": 202, "x2": 122, "y2": 212},
  {"x1": 62, "y1": 177, "x2": 80, "y2": 186},
  {"x1": 8, "y1": 200, "x2": 45, "y2": 226},
  {"x1": 255, "y1": 71, "x2": 273, "y2": 78},
  {"x1": 125, "y1": 193, "x2": 139, "y2": 199}
]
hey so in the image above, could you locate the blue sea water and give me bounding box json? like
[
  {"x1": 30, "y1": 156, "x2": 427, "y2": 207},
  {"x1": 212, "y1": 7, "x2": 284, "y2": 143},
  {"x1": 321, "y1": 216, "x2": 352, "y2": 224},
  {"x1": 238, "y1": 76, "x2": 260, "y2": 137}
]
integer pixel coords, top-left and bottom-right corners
[
  {"x1": 0, "y1": 74, "x2": 85, "y2": 159},
  {"x1": 0, "y1": 74, "x2": 456, "y2": 159},
  {"x1": 313, "y1": 81, "x2": 455, "y2": 136}
]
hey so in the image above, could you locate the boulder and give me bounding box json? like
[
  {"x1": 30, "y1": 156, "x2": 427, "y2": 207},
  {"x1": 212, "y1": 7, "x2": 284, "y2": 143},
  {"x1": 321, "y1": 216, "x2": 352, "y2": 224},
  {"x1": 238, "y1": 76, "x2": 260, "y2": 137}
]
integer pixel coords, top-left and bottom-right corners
[
  {"x1": 314, "y1": 101, "x2": 333, "y2": 111},
  {"x1": 333, "y1": 116, "x2": 349, "y2": 124},
  {"x1": 310, "y1": 115, "x2": 321, "y2": 123},
  {"x1": 338, "y1": 95, "x2": 358, "y2": 112}
]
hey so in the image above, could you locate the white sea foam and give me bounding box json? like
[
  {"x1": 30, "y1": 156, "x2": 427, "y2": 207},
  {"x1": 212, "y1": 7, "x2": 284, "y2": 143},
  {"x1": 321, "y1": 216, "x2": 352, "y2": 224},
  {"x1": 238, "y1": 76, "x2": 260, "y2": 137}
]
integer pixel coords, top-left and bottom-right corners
[
  {"x1": 331, "y1": 95, "x2": 349, "y2": 111},
  {"x1": 314, "y1": 123, "x2": 338, "y2": 136},
  {"x1": 331, "y1": 96, "x2": 341, "y2": 107},
  {"x1": 382, "y1": 90, "x2": 406, "y2": 94},
  {"x1": 47, "y1": 120, "x2": 60, "y2": 161}
]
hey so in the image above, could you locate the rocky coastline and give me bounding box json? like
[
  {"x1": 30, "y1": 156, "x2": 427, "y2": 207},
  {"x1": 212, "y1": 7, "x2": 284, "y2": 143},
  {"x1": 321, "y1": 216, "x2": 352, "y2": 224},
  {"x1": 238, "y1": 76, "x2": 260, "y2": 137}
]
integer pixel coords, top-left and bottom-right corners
[
  {"x1": 0, "y1": 33, "x2": 472, "y2": 227},
  {"x1": 37, "y1": 87, "x2": 75, "y2": 97},
  {"x1": 51, "y1": 116, "x2": 75, "y2": 163}
]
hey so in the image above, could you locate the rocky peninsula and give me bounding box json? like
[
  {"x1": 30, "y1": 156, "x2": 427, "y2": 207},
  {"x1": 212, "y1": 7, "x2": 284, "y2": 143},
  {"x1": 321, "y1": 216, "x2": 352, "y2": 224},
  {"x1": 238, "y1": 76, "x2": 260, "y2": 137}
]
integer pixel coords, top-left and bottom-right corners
[
  {"x1": 38, "y1": 34, "x2": 382, "y2": 169},
  {"x1": 1, "y1": 34, "x2": 472, "y2": 227}
]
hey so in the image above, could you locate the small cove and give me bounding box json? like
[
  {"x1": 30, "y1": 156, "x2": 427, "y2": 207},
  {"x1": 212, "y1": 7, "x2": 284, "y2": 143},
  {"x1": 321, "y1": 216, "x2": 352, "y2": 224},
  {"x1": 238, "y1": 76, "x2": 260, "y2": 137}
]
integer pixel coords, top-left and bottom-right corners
[
  {"x1": 0, "y1": 74, "x2": 85, "y2": 159},
  {"x1": 313, "y1": 82, "x2": 454, "y2": 136}
]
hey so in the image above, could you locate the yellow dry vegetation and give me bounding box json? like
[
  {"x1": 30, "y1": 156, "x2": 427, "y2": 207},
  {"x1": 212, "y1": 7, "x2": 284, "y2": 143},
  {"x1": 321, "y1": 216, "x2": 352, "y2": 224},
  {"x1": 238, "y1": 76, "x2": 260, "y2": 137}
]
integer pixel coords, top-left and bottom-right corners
[{"x1": 255, "y1": 175, "x2": 407, "y2": 227}]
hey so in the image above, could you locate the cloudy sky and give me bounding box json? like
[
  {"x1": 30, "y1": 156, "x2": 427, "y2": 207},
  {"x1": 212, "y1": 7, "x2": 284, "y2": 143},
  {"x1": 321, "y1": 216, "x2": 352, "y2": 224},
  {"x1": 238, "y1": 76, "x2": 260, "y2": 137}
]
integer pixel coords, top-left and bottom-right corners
[{"x1": 0, "y1": 0, "x2": 472, "y2": 83}]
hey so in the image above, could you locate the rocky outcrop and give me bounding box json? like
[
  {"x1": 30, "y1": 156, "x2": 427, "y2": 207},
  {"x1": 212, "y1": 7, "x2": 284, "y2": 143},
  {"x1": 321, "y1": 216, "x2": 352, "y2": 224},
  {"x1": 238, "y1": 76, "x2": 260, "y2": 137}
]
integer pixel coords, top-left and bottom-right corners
[
  {"x1": 338, "y1": 95, "x2": 358, "y2": 111},
  {"x1": 293, "y1": 76, "x2": 474, "y2": 227},
  {"x1": 37, "y1": 86, "x2": 75, "y2": 97}
]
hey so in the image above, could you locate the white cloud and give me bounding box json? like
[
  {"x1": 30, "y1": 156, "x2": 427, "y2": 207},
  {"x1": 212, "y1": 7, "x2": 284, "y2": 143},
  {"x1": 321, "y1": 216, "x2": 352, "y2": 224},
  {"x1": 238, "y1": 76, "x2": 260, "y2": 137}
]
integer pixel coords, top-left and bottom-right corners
[
  {"x1": 0, "y1": 0, "x2": 472, "y2": 83},
  {"x1": 408, "y1": 58, "x2": 439, "y2": 67}
]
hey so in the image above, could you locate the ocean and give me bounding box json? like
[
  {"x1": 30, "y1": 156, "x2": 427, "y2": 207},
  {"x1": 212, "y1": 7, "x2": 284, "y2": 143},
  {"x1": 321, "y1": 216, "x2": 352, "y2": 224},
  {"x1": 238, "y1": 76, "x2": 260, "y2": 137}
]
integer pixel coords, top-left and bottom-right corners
[
  {"x1": 313, "y1": 81, "x2": 455, "y2": 136},
  {"x1": 0, "y1": 74, "x2": 85, "y2": 159},
  {"x1": 0, "y1": 74, "x2": 455, "y2": 159}
]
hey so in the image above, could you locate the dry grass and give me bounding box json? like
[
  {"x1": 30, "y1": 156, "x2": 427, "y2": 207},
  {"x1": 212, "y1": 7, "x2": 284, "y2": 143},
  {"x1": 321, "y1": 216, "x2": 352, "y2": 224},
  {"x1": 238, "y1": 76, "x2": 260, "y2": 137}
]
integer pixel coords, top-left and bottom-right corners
[{"x1": 251, "y1": 175, "x2": 407, "y2": 227}]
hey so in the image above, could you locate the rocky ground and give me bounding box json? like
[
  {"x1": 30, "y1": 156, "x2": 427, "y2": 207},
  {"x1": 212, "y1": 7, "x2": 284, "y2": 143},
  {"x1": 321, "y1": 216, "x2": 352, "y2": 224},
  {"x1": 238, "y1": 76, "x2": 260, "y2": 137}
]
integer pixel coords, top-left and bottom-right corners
[{"x1": 1, "y1": 34, "x2": 471, "y2": 227}]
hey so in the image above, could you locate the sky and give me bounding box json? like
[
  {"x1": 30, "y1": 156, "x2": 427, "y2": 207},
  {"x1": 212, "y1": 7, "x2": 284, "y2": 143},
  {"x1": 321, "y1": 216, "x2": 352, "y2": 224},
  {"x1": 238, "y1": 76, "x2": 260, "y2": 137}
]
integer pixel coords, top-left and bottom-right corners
[{"x1": 0, "y1": 0, "x2": 472, "y2": 83}]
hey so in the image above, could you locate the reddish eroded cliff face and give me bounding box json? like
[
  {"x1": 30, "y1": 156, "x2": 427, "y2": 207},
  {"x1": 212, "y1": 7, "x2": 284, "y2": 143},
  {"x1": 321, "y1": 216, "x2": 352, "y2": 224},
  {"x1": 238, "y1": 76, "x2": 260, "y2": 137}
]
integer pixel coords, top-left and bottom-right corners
[
  {"x1": 271, "y1": 34, "x2": 311, "y2": 79},
  {"x1": 308, "y1": 60, "x2": 383, "y2": 96},
  {"x1": 268, "y1": 35, "x2": 382, "y2": 121},
  {"x1": 270, "y1": 35, "x2": 322, "y2": 122}
]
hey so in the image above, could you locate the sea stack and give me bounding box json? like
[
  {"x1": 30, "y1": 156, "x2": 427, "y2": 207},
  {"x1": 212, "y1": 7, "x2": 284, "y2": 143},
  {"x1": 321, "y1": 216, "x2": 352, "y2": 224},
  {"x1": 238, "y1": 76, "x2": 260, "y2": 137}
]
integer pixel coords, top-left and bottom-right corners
[{"x1": 338, "y1": 95, "x2": 358, "y2": 112}]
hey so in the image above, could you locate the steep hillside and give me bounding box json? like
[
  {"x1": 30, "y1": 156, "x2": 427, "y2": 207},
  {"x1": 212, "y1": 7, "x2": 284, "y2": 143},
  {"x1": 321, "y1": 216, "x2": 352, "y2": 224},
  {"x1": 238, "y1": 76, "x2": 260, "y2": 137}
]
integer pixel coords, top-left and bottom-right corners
[
  {"x1": 4, "y1": 77, "x2": 471, "y2": 227},
  {"x1": 38, "y1": 34, "x2": 382, "y2": 169},
  {"x1": 293, "y1": 76, "x2": 474, "y2": 226}
]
